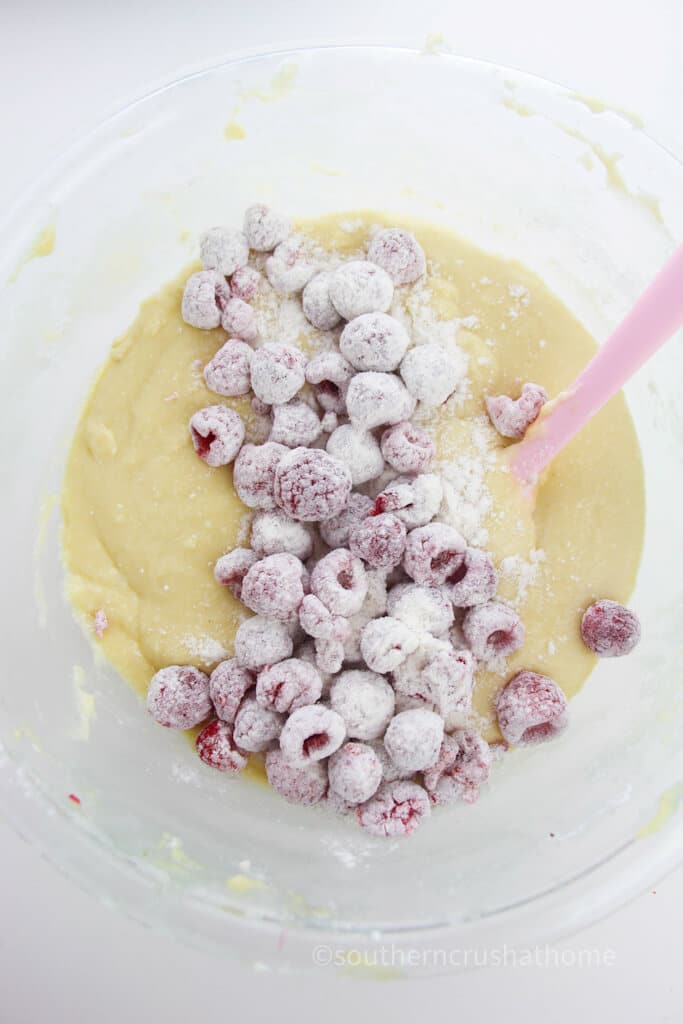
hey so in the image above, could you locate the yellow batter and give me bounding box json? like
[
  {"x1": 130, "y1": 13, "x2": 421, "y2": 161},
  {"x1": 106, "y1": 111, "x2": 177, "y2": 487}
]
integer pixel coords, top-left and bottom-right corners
[{"x1": 61, "y1": 212, "x2": 645, "y2": 745}]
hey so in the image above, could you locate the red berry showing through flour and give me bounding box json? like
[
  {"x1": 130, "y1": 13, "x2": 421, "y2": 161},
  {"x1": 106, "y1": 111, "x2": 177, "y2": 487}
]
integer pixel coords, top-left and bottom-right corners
[{"x1": 580, "y1": 600, "x2": 641, "y2": 657}]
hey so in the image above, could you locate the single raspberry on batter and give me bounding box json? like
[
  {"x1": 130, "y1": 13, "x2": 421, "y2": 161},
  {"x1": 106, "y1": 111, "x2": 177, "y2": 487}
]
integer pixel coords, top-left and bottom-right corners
[
  {"x1": 326, "y1": 425, "x2": 385, "y2": 486},
  {"x1": 196, "y1": 719, "x2": 248, "y2": 773},
  {"x1": 580, "y1": 600, "x2": 641, "y2": 657},
  {"x1": 328, "y1": 742, "x2": 383, "y2": 805},
  {"x1": 256, "y1": 658, "x2": 323, "y2": 714},
  {"x1": 250, "y1": 343, "x2": 307, "y2": 405},
  {"x1": 302, "y1": 271, "x2": 342, "y2": 330},
  {"x1": 329, "y1": 260, "x2": 394, "y2": 320},
  {"x1": 423, "y1": 731, "x2": 492, "y2": 805},
  {"x1": 367, "y1": 228, "x2": 426, "y2": 285},
  {"x1": 243, "y1": 204, "x2": 291, "y2": 252},
  {"x1": 214, "y1": 547, "x2": 259, "y2": 599},
  {"x1": 380, "y1": 421, "x2": 435, "y2": 474},
  {"x1": 230, "y1": 264, "x2": 261, "y2": 302},
  {"x1": 265, "y1": 749, "x2": 328, "y2": 805},
  {"x1": 462, "y1": 601, "x2": 525, "y2": 661},
  {"x1": 486, "y1": 382, "x2": 548, "y2": 439},
  {"x1": 181, "y1": 270, "x2": 231, "y2": 329},
  {"x1": 265, "y1": 236, "x2": 318, "y2": 294},
  {"x1": 189, "y1": 405, "x2": 245, "y2": 467},
  {"x1": 233, "y1": 442, "x2": 287, "y2": 510},
  {"x1": 199, "y1": 226, "x2": 248, "y2": 276},
  {"x1": 221, "y1": 297, "x2": 258, "y2": 342},
  {"x1": 146, "y1": 665, "x2": 212, "y2": 729},
  {"x1": 209, "y1": 660, "x2": 255, "y2": 723},
  {"x1": 233, "y1": 696, "x2": 283, "y2": 752},
  {"x1": 383, "y1": 708, "x2": 444, "y2": 773},
  {"x1": 346, "y1": 372, "x2": 416, "y2": 431},
  {"x1": 422, "y1": 647, "x2": 475, "y2": 722},
  {"x1": 403, "y1": 523, "x2": 467, "y2": 586},
  {"x1": 234, "y1": 615, "x2": 293, "y2": 671},
  {"x1": 274, "y1": 447, "x2": 352, "y2": 522},
  {"x1": 349, "y1": 513, "x2": 407, "y2": 570},
  {"x1": 204, "y1": 340, "x2": 253, "y2": 397},
  {"x1": 447, "y1": 548, "x2": 499, "y2": 607},
  {"x1": 241, "y1": 553, "x2": 306, "y2": 620},
  {"x1": 496, "y1": 670, "x2": 569, "y2": 746},
  {"x1": 356, "y1": 781, "x2": 431, "y2": 838},
  {"x1": 339, "y1": 312, "x2": 410, "y2": 372},
  {"x1": 400, "y1": 343, "x2": 465, "y2": 407},
  {"x1": 305, "y1": 351, "x2": 355, "y2": 413},
  {"x1": 279, "y1": 704, "x2": 347, "y2": 766},
  {"x1": 270, "y1": 400, "x2": 322, "y2": 448}
]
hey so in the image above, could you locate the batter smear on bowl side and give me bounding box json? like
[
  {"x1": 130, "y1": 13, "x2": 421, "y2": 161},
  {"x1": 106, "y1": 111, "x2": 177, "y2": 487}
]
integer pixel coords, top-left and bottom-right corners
[{"x1": 62, "y1": 208, "x2": 645, "y2": 838}]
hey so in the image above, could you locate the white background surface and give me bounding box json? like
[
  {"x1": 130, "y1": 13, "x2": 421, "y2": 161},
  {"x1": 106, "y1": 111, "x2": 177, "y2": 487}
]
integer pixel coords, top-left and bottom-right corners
[{"x1": 2, "y1": 1, "x2": 682, "y2": 1020}]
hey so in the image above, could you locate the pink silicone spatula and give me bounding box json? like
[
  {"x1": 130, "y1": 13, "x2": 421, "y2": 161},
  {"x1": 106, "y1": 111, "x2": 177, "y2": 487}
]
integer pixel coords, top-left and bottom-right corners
[{"x1": 512, "y1": 242, "x2": 683, "y2": 488}]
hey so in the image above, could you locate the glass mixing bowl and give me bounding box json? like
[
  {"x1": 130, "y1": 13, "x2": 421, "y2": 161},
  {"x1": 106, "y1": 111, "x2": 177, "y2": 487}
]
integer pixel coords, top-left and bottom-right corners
[{"x1": 1, "y1": 46, "x2": 682, "y2": 975}]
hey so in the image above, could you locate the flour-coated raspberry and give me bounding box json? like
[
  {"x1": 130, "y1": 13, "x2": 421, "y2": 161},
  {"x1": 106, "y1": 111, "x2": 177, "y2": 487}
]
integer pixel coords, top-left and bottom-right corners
[
  {"x1": 196, "y1": 719, "x2": 248, "y2": 773},
  {"x1": 422, "y1": 647, "x2": 475, "y2": 723},
  {"x1": 256, "y1": 658, "x2": 323, "y2": 714},
  {"x1": 234, "y1": 615, "x2": 293, "y2": 670},
  {"x1": 302, "y1": 271, "x2": 342, "y2": 330},
  {"x1": 279, "y1": 704, "x2": 346, "y2": 766},
  {"x1": 486, "y1": 383, "x2": 548, "y2": 439},
  {"x1": 329, "y1": 260, "x2": 394, "y2": 320},
  {"x1": 250, "y1": 510, "x2": 314, "y2": 560},
  {"x1": 386, "y1": 582, "x2": 454, "y2": 636},
  {"x1": 199, "y1": 226, "x2": 249, "y2": 276},
  {"x1": 181, "y1": 270, "x2": 231, "y2": 329},
  {"x1": 356, "y1": 781, "x2": 430, "y2": 838},
  {"x1": 360, "y1": 616, "x2": 419, "y2": 673},
  {"x1": 305, "y1": 351, "x2": 355, "y2": 413},
  {"x1": 250, "y1": 343, "x2": 307, "y2": 405},
  {"x1": 241, "y1": 553, "x2": 305, "y2": 620},
  {"x1": 319, "y1": 492, "x2": 373, "y2": 548},
  {"x1": 270, "y1": 400, "x2": 322, "y2": 448},
  {"x1": 265, "y1": 235, "x2": 318, "y2": 294},
  {"x1": 367, "y1": 228, "x2": 426, "y2": 285},
  {"x1": 243, "y1": 204, "x2": 291, "y2": 252},
  {"x1": 299, "y1": 594, "x2": 350, "y2": 642},
  {"x1": 580, "y1": 600, "x2": 641, "y2": 658},
  {"x1": 423, "y1": 730, "x2": 491, "y2": 805},
  {"x1": 230, "y1": 264, "x2": 261, "y2": 302},
  {"x1": 329, "y1": 670, "x2": 395, "y2": 741},
  {"x1": 221, "y1": 296, "x2": 258, "y2": 342},
  {"x1": 204, "y1": 340, "x2": 253, "y2": 397},
  {"x1": 209, "y1": 659, "x2": 255, "y2": 723},
  {"x1": 496, "y1": 670, "x2": 569, "y2": 746},
  {"x1": 462, "y1": 602, "x2": 525, "y2": 661},
  {"x1": 339, "y1": 313, "x2": 410, "y2": 372},
  {"x1": 274, "y1": 447, "x2": 352, "y2": 522},
  {"x1": 380, "y1": 421, "x2": 435, "y2": 474},
  {"x1": 403, "y1": 523, "x2": 467, "y2": 585},
  {"x1": 146, "y1": 665, "x2": 211, "y2": 729},
  {"x1": 314, "y1": 638, "x2": 345, "y2": 674},
  {"x1": 372, "y1": 473, "x2": 443, "y2": 528},
  {"x1": 189, "y1": 405, "x2": 245, "y2": 467},
  {"x1": 265, "y1": 749, "x2": 327, "y2": 805},
  {"x1": 349, "y1": 513, "x2": 407, "y2": 570},
  {"x1": 328, "y1": 742, "x2": 383, "y2": 804},
  {"x1": 233, "y1": 442, "x2": 287, "y2": 510},
  {"x1": 346, "y1": 372, "x2": 416, "y2": 431},
  {"x1": 384, "y1": 709, "x2": 444, "y2": 773},
  {"x1": 233, "y1": 695, "x2": 283, "y2": 752},
  {"x1": 326, "y1": 424, "x2": 385, "y2": 486},
  {"x1": 310, "y1": 549, "x2": 368, "y2": 616},
  {"x1": 400, "y1": 343, "x2": 465, "y2": 406},
  {"x1": 447, "y1": 548, "x2": 498, "y2": 607},
  {"x1": 213, "y1": 547, "x2": 259, "y2": 598}
]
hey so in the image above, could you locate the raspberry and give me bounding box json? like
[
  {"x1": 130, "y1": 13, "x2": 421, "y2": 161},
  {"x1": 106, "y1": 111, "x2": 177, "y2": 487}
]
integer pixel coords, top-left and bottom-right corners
[
  {"x1": 243, "y1": 204, "x2": 291, "y2": 252},
  {"x1": 367, "y1": 228, "x2": 426, "y2": 285},
  {"x1": 369, "y1": 740, "x2": 414, "y2": 783},
  {"x1": 400, "y1": 343, "x2": 465, "y2": 406},
  {"x1": 269, "y1": 400, "x2": 321, "y2": 448},
  {"x1": 310, "y1": 549, "x2": 368, "y2": 616},
  {"x1": 386, "y1": 583, "x2": 454, "y2": 636},
  {"x1": 349, "y1": 513, "x2": 407, "y2": 570},
  {"x1": 356, "y1": 781, "x2": 430, "y2": 838},
  {"x1": 299, "y1": 594, "x2": 350, "y2": 641},
  {"x1": 250, "y1": 343, "x2": 306, "y2": 405},
  {"x1": 383, "y1": 709, "x2": 444, "y2": 772},
  {"x1": 319, "y1": 492, "x2": 373, "y2": 548},
  {"x1": 329, "y1": 260, "x2": 394, "y2": 320},
  {"x1": 462, "y1": 602, "x2": 525, "y2": 661},
  {"x1": 189, "y1": 405, "x2": 245, "y2": 467},
  {"x1": 233, "y1": 696, "x2": 283, "y2": 752},
  {"x1": 203, "y1": 340, "x2": 253, "y2": 397},
  {"x1": 486, "y1": 383, "x2": 548, "y2": 439},
  {"x1": 422, "y1": 647, "x2": 475, "y2": 722},
  {"x1": 181, "y1": 270, "x2": 231, "y2": 329},
  {"x1": 265, "y1": 235, "x2": 318, "y2": 294},
  {"x1": 302, "y1": 271, "x2": 342, "y2": 330},
  {"x1": 250, "y1": 510, "x2": 313, "y2": 560},
  {"x1": 496, "y1": 670, "x2": 569, "y2": 745},
  {"x1": 256, "y1": 658, "x2": 323, "y2": 713},
  {"x1": 196, "y1": 719, "x2": 248, "y2": 772},
  {"x1": 392, "y1": 635, "x2": 454, "y2": 711},
  {"x1": 328, "y1": 742, "x2": 383, "y2": 804},
  {"x1": 279, "y1": 704, "x2": 346, "y2": 766},
  {"x1": 447, "y1": 548, "x2": 498, "y2": 607},
  {"x1": 342, "y1": 568, "x2": 389, "y2": 663},
  {"x1": 305, "y1": 351, "x2": 355, "y2": 413},
  {"x1": 360, "y1": 616, "x2": 419, "y2": 673},
  {"x1": 339, "y1": 313, "x2": 410, "y2": 372},
  {"x1": 580, "y1": 600, "x2": 641, "y2": 657},
  {"x1": 221, "y1": 297, "x2": 258, "y2": 342},
  {"x1": 274, "y1": 447, "x2": 352, "y2": 522},
  {"x1": 326, "y1": 425, "x2": 385, "y2": 486},
  {"x1": 329, "y1": 670, "x2": 395, "y2": 741},
  {"x1": 230, "y1": 264, "x2": 261, "y2": 302},
  {"x1": 234, "y1": 615, "x2": 293, "y2": 671},
  {"x1": 423, "y1": 731, "x2": 491, "y2": 805},
  {"x1": 314, "y1": 638, "x2": 345, "y2": 674},
  {"x1": 213, "y1": 547, "x2": 259, "y2": 599},
  {"x1": 199, "y1": 226, "x2": 249, "y2": 276},
  {"x1": 146, "y1": 665, "x2": 211, "y2": 729},
  {"x1": 372, "y1": 473, "x2": 443, "y2": 528},
  {"x1": 403, "y1": 523, "x2": 467, "y2": 586},
  {"x1": 265, "y1": 749, "x2": 327, "y2": 805},
  {"x1": 346, "y1": 372, "x2": 416, "y2": 431},
  {"x1": 233, "y1": 442, "x2": 287, "y2": 510},
  {"x1": 380, "y1": 421, "x2": 435, "y2": 474},
  {"x1": 241, "y1": 553, "x2": 305, "y2": 620},
  {"x1": 209, "y1": 660, "x2": 255, "y2": 723}
]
